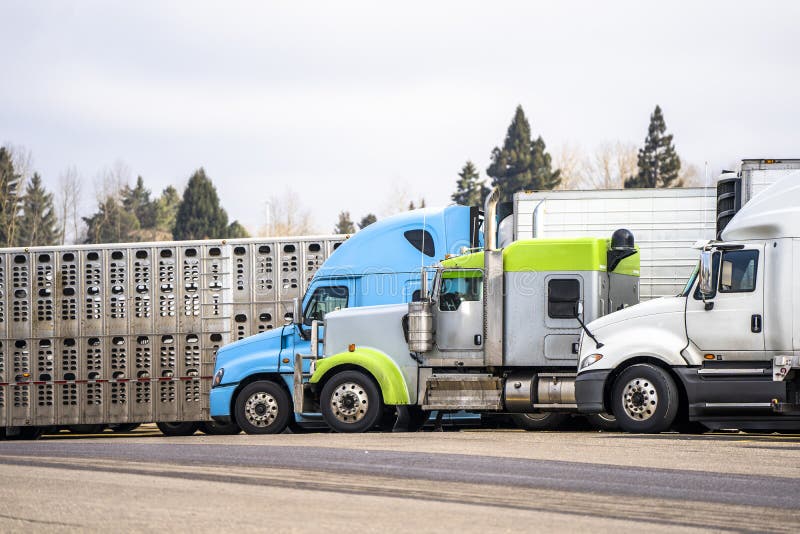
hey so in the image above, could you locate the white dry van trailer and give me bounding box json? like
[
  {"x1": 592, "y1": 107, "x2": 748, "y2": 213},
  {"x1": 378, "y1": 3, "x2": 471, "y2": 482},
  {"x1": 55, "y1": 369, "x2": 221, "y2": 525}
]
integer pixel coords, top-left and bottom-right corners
[
  {"x1": 509, "y1": 158, "x2": 800, "y2": 301},
  {"x1": 0, "y1": 235, "x2": 344, "y2": 438},
  {"x1": 575, "y1": 170, "x2": 800, "y2": 432}
]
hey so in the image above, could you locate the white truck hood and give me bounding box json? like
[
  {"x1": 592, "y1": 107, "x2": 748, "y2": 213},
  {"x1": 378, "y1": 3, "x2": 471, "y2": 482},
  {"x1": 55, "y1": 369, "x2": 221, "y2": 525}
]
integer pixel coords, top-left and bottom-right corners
[{"x1": 587, "y1": 296, "x2": 686, "y2": 332}]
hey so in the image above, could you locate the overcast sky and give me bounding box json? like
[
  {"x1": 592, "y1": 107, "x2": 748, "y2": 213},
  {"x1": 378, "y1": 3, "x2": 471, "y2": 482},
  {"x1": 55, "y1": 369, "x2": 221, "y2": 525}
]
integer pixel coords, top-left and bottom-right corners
[{"x1": 2, "y1": 1, "x2": 798, "y2": 235}]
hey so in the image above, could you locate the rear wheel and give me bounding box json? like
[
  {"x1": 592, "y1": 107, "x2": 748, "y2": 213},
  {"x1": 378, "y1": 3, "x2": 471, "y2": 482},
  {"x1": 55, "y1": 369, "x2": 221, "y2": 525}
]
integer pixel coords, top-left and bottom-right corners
[
  {"x1": 234, "y1": 381, "x2": 291, "y2": 435},
  {"x1": 199, "y1": 420, "x2": 241, "y2": 435},
  {"x1": 586, "y1": 412, "x2": 619, "y2": 431},
  {"x1": 320, "y1": 370, "x2": 383, "y2": 433},
  {"x1": 156, "y1": 421, "x2": 201, "y2": 436},
  {"x1": 511, "y1": 411, "x2": 569, "y2": 430},
  {"x1": 611, "y1": 364, "x2": 679, "y2": 433}
]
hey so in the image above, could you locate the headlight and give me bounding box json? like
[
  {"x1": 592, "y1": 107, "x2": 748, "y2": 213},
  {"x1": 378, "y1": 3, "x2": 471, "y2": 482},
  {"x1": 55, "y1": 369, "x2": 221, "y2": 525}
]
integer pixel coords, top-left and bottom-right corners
[
  {"x1": 212, "y1": 367, "x2": 224, "y2": 387},
  {"x1": 579, "y1": 354, "x2": 603, "y2": 370}
]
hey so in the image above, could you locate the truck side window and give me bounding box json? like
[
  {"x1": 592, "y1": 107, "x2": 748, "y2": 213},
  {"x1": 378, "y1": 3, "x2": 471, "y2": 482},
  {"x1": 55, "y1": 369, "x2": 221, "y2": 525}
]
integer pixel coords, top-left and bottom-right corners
[
  {"x1": 303, "y1": 286, "x2": 349, "y2": 325},
  {"x1": 439, "y1": 272, "x2": 483, "y2": 311},
  {"x1": 719, "y1": 250, "x2": 758, "y2": 293},
  {"x1": 404, "y1": 230, "x2": 435, "y2": 257},
  {"x1": 548, "y1": 279, "x2": 580, "y2": 319}
]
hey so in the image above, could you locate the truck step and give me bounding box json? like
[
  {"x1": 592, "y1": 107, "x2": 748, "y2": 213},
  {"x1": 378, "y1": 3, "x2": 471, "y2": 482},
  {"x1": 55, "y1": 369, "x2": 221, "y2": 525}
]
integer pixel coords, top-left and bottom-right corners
[{"x1": 422, "y1": 374, "x2": 502, "y2": 411}]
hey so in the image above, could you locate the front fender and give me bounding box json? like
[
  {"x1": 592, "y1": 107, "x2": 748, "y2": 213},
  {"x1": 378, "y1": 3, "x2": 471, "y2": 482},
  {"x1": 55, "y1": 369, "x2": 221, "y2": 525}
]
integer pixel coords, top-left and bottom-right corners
[
  {"x1": 310, "y1": 347, "x2": 411, "y2": 405},
  {"x1": 217, "y1": 347, "x2": 282, "y2": 386},
  {"x1": 580, "y1": 324, "x2": 689, "y2": 373}
]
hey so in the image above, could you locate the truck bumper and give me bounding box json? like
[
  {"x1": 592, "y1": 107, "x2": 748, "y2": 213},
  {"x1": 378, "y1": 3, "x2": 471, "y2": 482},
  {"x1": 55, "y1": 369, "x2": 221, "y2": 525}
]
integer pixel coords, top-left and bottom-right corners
[
  {"x1": 575, "y1": 369, "x2": 612, "y2": 414},
  {"x1": 210, "y1": 384, "x2": 237, "y2": 418}
]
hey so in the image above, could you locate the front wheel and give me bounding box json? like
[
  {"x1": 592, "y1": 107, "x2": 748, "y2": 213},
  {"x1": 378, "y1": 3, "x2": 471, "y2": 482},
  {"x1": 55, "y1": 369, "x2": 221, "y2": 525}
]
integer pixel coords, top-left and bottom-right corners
[
  {"x1": 511, "y1": 411, "x2": 569, "y2": 430},
  {"x1": 320, "y1": 370, "x2": 383, "y2": 433},
  {"x1": 234, "y1": 381, "x2": 291, "y2": 435},
  {"x1": 611, "y1": 364, "x2": 679, "y2": 433}
]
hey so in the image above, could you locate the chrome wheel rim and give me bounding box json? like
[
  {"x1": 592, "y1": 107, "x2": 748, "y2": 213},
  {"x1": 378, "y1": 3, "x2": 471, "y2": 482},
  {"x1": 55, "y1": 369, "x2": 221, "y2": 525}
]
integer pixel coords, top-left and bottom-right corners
[
  {"x1": 520, "y1": 412, "x2": 553, "y2": 422},
  {"x1": 622, "y1": 378, "x2": 658, "y2": 421},
  {"x1": 330, "y1": 381, "x2": 369, "y2": 423},
  {"x1": 244, "y1": 391, "x2": 279, "y2": 427}
]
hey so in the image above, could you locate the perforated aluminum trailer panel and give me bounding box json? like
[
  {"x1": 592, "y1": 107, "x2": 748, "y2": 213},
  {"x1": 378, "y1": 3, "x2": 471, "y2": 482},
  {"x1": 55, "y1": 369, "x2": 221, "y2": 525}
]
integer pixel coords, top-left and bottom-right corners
[{"x1": 0, "y1": 236, "x2": 345, "y2": 428}]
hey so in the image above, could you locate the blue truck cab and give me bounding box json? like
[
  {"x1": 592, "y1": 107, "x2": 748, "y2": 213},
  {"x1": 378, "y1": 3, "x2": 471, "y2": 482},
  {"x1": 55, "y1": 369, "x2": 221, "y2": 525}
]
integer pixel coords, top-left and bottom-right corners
[{"x1": 211, "y1": 205, "x2": 481, "y2": 434}]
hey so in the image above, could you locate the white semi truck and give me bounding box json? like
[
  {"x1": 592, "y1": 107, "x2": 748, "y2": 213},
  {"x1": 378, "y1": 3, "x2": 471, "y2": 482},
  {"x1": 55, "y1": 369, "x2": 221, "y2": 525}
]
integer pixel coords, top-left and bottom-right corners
[
  {"x1": 575, "y1": 170, "x2": 800, "y2": 433},
  {"x1": 293, "y1": 189, "x2": 641, "y2": 432}
]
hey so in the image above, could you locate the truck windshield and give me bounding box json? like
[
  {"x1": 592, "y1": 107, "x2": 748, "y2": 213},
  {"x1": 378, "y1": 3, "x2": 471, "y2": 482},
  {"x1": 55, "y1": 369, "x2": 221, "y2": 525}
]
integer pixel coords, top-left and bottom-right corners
[
  {"x1": 679, "y1": 265, "x2": 699, "y2": 297},
  {"x1": 304, "y1": 286, "x2": 349, "y2": 325}
]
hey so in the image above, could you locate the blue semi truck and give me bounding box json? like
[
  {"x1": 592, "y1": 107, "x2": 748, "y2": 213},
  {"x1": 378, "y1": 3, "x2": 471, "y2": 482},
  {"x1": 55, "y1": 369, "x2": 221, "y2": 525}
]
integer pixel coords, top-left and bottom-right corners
[{"x1": 210, "y1": 205, "x2": 482, "y2": 433}]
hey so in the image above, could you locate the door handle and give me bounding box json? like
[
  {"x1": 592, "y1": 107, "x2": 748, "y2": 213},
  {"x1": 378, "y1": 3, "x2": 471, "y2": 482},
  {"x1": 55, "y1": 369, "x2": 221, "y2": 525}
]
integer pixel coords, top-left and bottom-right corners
[{"x1": 751, "y1": 314, "x2": 762, "y2": 333}]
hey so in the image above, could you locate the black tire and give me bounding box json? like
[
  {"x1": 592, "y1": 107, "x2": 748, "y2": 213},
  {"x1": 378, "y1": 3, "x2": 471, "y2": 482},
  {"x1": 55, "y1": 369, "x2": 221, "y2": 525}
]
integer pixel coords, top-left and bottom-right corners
[
  {"x1": 7, "y1": 427, "x2": 44, "y2": 440},
  {"x1": 234, "y1": 381, "x2": 291, "y2": 435},
  {"x1": 109, "y1": 423, "x2": 141, "y2": 433},
  {"x1": 67, "y1": 424, "x2": 107, "y2": 434},
  {"x1": 611, "y1": 364, "x2": 679, "y2": 433},
  {"x1": 511, "y1": 412, "x2": 569, "y2": 430},
  {"x1": 672, "y1": 420, "x2": 708, "y2": 434},
  {"x1": 199, "y1": 420, "x2": 241, "y2": 435},
  {"x1": 156, "y1": 421, "x2": 201, "y2": 436},
  {"x1": 320, "y1": 370, "x2": 383, "y2": 433},
  {"x1": 585, "y1": 412, "x2": 619, "y2": 431}
]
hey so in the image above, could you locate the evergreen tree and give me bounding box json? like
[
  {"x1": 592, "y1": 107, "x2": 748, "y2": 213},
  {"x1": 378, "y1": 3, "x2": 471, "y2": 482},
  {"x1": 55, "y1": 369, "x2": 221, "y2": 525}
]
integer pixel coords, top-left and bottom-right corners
[
  {"x1": 82, "y1": 195, "x2": 141, "y2": 244},
  {"x1": 624, "y1": 105, "x2": 682, "y2": 188},
  {"x1": 486, "y1": 105, "x2": 560, "y2": 201},
  {"x1": 173, "y1": 168, "x2": 229, "y2": 240},
  {"x1": 16, "y1": 173, "x2": 58, "y2": 246},
  {"x1": 0, "y1": 147, "x2": 22, "y2": 246},
  {"x1": 121, "y1": 176, "x2": 157, "y2": 229},
  {"x1": 226, "y1": 220, "x2": 250, "y2": 238},
  {"x1": 154, "y1": 185, "x2": 181, "y2": 236},
  {"x1": 358, "y1": 213, "x2": 377, "y2": 230},
  {"x1": 452, "y1": 160, "x2": 489, "y2": 206},
  {"x1": 334, "y1": 211, "x2": 356, "y2": 234}
]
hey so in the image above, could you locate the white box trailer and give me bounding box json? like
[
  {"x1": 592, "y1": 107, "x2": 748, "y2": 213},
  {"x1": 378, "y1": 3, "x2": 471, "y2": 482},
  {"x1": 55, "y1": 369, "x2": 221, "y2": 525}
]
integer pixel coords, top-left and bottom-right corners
[
  {"x1": 510, "y1": 160, "x2": 800, "y2": 301},
  {"x1": 511, "y1": 187, "x2": 717, "y2": 300}
]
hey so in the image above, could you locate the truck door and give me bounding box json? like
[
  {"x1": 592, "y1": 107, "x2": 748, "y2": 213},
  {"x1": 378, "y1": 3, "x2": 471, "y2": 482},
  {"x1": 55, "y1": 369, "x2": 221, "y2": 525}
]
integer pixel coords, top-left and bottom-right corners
[
  {"x1": 686, "y1": 245, "x2": 765, "y2": 358},
  {"x1": 435, "y1": 269, "x2": 484, "y2": 351}
]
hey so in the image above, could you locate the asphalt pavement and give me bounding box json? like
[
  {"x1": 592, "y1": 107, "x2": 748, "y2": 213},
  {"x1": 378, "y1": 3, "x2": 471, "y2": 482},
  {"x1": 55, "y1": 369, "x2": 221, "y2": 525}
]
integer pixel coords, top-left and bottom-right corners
[{"x1": 0, "y1": 428, "x2": 798, "y2": 532}]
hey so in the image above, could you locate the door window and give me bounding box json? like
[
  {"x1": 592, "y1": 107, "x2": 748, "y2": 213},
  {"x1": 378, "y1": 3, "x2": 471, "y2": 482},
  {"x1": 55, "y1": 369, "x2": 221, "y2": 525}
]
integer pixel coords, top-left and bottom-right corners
[
  {"x1": 548, "y1": 279, "x2": 580, "y2": 319},
  {"x1": 719, "y1": 250, "x2": 758, "y2": 293},
  {"x1": 439, "y1": 271, "x2": 483, "y2": 311},
  {"x1": 303, "y1": 286, "x2": 349, "y2": 325}
]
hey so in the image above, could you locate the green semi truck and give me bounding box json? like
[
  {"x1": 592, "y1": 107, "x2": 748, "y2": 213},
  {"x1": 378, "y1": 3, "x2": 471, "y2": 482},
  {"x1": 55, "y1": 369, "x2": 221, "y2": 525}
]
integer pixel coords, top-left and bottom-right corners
[{"x1": 293, "y1": 190, "x2": 640, "y2": 431}]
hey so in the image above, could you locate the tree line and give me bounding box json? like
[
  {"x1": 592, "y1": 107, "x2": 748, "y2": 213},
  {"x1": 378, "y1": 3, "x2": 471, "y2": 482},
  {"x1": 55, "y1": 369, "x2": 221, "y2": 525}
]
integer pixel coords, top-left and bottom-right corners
[
  {"x1": 450, "y1": 104, "x2": 685, "y2": 207},
  {"x1": 0, "y1": 149, "x2": 249, "y2": 247}
]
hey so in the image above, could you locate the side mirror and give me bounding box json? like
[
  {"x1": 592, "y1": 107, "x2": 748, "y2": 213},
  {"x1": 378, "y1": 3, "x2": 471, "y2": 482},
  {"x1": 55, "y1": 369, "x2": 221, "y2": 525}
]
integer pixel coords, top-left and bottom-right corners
[
  {"x1": 289, "y1": 297, "x2": 301, "y2": 325},
  {"x1": 699, "y1": 251, "x2": 714, "y2": 297}
]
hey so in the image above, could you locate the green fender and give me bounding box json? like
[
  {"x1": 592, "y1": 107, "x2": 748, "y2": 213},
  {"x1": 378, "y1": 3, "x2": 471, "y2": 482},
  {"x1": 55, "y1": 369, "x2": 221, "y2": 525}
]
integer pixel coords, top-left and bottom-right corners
[{"x1": 309, "y1": 347, "x2": 411, "y2": 405}]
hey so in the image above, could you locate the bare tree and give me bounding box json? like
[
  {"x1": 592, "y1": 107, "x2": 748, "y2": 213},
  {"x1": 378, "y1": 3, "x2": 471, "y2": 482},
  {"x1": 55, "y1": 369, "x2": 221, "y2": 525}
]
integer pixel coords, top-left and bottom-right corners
[
  {"x1": 57, "y1": 166, "x2": 84, "y2": 244},
  {"x1": 260, "y1": 188, "x2": 315, "y2": 237},
  {"x1": 679, "y1": 162, "x2": 702, "y2": 186},
  {"x1": 553, "y1": 142, "x2": 586, "y2": 190},
  {"x1": 583, "y1": 141, "x2": 638, "y2": 190}
]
